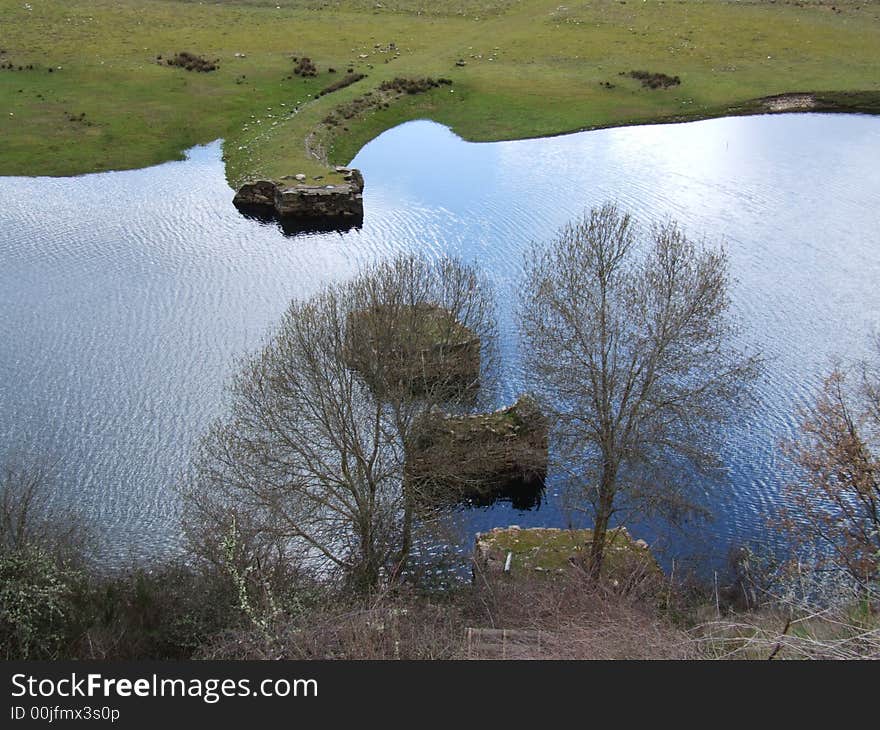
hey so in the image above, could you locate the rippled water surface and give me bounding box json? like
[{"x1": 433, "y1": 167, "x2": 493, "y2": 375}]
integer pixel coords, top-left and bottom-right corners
[{"x1": 2, "y1": 114, "x2": 879, "y2": 567}]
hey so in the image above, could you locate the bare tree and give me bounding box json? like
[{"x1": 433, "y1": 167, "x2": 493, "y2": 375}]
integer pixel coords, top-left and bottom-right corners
[
  {"x1": 182, "y1": 255, "x2": 497, "y2": 592},
  {"x1": 1, "y1": 461, "x2": 51, "y2": 552},
  {"x1": 781, "y1": 343, "x2": 880, "y2": 589},
  {"x1": 1, "y1": 458, "x2": 89, "y2": 558},
  {"x1": 345, "y1": 255, "x2": 498, "y2": 554},
  {"x1": 520, "y1": 204, "x2": 759, "y2": 578}
]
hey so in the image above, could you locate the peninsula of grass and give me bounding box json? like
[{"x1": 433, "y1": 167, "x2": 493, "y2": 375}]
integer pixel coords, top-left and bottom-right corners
[{"x1": 1, "y1": 0, "x2": 878, "y2": 188}]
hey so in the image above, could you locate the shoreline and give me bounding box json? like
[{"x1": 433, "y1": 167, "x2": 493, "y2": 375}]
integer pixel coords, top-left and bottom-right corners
[
  {"x1": 462, "y1": 90, "x2": 880, "y2": 145},
  {"x1": 5, "y1": 89, "x2": 878, "y2": 184},
  {"x1": 229, "y1": 89, "x2": 879, "y2": 226},
  {"x1": 3, "y1": 0, "x2": 878, "y2": 182}
]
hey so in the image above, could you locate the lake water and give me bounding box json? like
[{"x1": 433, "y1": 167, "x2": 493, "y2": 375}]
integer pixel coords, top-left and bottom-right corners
[{"x1": 2, "y1": 114, "x2": 879, "y2": 569}]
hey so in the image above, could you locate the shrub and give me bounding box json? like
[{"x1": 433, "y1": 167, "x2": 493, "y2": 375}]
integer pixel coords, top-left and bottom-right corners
[
  {"x1": 377, "y1": 76, "x2": 452, "y2": 94},
  {"x1": 0, "y1": 547, "x2": 83, "y2": 659},
  {"x1": 164, "y1": 52, "x2": 219, "y2": 73},
  {"x1": 74, "y1": 564, "x2": 243, "y2": 660},
  {"x1": 623, "y1": 70, "x2": 681, "y2": 89},
  {"x1": 316, "y1": 73, "x2": 366, "y2": 97},
  {"x1": 293, "y1": 56, "x2": 317, "y2": 77}
]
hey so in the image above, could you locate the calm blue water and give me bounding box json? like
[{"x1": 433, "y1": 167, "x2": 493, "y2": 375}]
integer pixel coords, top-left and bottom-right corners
[{"x1": 2, "y1": 114, "x2": 879, "y2": 568}]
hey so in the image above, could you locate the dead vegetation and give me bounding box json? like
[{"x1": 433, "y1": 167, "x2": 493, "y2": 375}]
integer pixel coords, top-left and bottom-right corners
[
  {"x1": 316, "y1": 72, "x2": 366, "y2": 97},
  {"x1": 377, "y1": 76, "x2": 452, "y2": 94},
  {"x1": 692, "y1": 605, "x2": 880, "y2": 660},
  {"x1": 623, "y1": 70, "x2": 681, "y2": 89},
  {"x1": 198, "y1": 564, "x2": 692, "y2": 660},
  {"x1": 689, "y1": 560, "x2": 880, "y2": 660},
  {"x1": 321, "y1": 77, "x2": 452, "y2": 128},
  {"x1": 292, "y1": 56, "x2": 318, "y2": 77},
  {"x1": 162, "y1": 51, "x2": 219, "y2": 72},
  {"x1": 465, "y1": 569, "x2": 694, "y2": 660},
  {"x1": 197, "y1": 591, "x2": 465, "y2": 660}
]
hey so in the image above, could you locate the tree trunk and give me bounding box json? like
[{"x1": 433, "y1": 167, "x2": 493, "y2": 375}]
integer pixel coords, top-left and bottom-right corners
[
  {"x1": 588, "y1": 467, "x2": 616, "y2": 582},
  {"x1": 397, "y1": 492, "x2": 414, "y2": 580},
  {"x1": 354, "y1": 522, "x2": 381, "y2": 593}
]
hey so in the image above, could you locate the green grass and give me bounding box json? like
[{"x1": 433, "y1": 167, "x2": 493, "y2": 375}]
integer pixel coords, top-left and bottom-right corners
[
  {"x1": 477, "y1": 526, "x2": 661, "y2": 576},
  {"x1": 1, "y1": 0, "x2": 878, "y2": 187}
]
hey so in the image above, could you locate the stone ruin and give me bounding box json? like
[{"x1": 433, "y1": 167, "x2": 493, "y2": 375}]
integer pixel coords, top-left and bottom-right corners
[
  {"x1": 473, "y1": 526, "x2": 659, "y2": 579},
  {"x1": 344, "y1": 303, "x2": 481, "y2": 399},
  {"x1": 406, "y1": 395, "x2": 548, "y2": 511},
  {"x1": 233, "y1": 166, "x2": 364, "y2": 229},
  {"x1": 344, "y1": 302, "x2": 547, "y2": 510}
]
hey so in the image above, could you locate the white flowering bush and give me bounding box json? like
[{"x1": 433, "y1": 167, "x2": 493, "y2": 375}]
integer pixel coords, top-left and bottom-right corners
[{"x1": 0, "y1": 548, "x2": 82, "y2": 659}]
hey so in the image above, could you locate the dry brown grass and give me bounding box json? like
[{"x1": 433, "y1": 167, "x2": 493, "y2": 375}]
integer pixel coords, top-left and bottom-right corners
[
  {"x1": 198, "y1": 560, "x2": 695, "y2": 660},
  {"x1": 689, "y1": 580, "x2": 880, "y2": 660},
  {"x1": 197, "y1": 590, "x2": 467, "y2": 660},
  {"x1": 465, "y1": 563, "x2": 694, "y2": 660}
]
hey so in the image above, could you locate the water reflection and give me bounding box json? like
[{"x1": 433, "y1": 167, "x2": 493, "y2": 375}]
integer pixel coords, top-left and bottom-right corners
[
  {"x1": 235, "y1": 205, "x2": 363, "y2": 236},
  {"x1": 1, "y1": 113, "x2": 878, "y2": 569}
]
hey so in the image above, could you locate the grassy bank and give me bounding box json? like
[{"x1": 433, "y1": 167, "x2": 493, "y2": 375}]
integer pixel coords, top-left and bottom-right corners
[{"x1": 1, "y1": 0, "x2": 878, "y2": 188}]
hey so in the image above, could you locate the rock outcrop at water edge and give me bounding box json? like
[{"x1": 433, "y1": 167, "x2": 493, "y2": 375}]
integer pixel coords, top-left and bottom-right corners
[{"x1": 233, "y1": 166, "x2": 364, "y2": 228}]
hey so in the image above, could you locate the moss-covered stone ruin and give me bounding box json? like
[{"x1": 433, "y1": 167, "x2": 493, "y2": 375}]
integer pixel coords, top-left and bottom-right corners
[
  {"x1": 344, "y1": 303, "x2": 480, "y2": 398},
  {"x1": 474, "y1": 526, "x2": 661, "y2": 580},
  {"x1": 344, "y1": 303, "x2": 548, "y2": 509},
  {"x1": 406, "y1": 395, "x2": 548, "y2": 510}
]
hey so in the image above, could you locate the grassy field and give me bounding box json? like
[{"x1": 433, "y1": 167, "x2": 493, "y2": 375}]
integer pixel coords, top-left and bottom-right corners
[{"x1": 1, "y1": 0, "x2": 878, "y2": 188}]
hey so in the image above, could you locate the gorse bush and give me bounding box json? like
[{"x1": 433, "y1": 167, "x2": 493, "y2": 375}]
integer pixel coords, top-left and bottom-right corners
[{"x1": 71, "y1": 563, "x2": 259, "y2": 660}]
